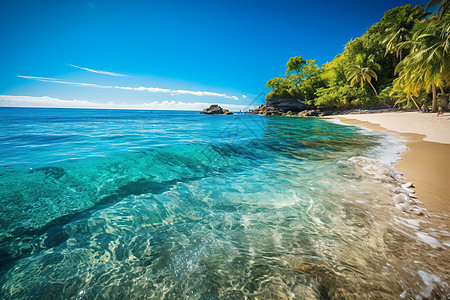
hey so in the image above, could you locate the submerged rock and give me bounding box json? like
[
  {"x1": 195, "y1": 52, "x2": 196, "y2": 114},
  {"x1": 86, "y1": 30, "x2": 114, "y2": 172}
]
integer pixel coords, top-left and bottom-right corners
[
  {"x1": 29, "y1": 166, "x2": 66, "y2": 179},
  {"x1": 200, "y1": 104, "x2": 233, "y2": 115}
]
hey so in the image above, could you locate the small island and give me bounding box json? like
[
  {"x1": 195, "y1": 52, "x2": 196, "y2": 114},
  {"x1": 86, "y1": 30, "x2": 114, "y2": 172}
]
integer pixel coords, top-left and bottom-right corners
[{"x1": 200, "y1": 104, "x2": 233, "y2": 115}]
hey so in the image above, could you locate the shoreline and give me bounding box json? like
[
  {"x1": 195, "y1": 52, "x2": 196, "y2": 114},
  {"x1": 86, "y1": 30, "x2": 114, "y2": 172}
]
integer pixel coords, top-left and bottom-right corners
[{"x1": 336, "y1": 112, "x2": 450, "y2": 225}]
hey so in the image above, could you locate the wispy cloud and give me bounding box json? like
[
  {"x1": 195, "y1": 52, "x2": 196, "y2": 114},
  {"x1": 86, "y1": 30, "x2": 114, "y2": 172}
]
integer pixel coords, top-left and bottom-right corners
[
  {"x1": 173, "y1": 89, "x2": 239, "y2": 100},
  {"x1": 0, "y1": 95, "x2": 254, "y2": 111},
  {"x1": 69, "y1": 64, "x2": 127, "y2": 77},
  {"x1": 18, "y1": 75, "x2": 241, "y2": 100},
  {"x1": 0, "y1": 95, "x2": 103, "y2": 108},
  {"x1": 114, "y1": 85, "x2": 172, "y2": 93},
  {"x1": 17, "y1": 76, "x2": 112, "y2": 88}
]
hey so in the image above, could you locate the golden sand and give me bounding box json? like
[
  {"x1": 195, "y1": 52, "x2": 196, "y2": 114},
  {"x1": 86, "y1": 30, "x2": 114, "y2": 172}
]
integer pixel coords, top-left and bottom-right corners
[{"x1": 337, "y1": 112, "x2": 450, "y2": 224}]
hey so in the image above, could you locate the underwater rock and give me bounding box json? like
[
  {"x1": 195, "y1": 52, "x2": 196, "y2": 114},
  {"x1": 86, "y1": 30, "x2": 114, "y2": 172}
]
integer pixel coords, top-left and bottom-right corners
[{"x1": 29, "y1": 166, "x2": 66, "y2": 179}]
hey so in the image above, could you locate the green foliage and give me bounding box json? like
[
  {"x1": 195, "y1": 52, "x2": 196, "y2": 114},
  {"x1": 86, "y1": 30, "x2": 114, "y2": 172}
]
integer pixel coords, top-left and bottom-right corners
[
  {"x1": 378, "y1": 84, "x2": 402, "y2": 106},
  {"x1": 265, "y1": 77, "x2": 295, "y2": 100},
  {"x1": 266, "y1": 77, "x2": 281, "y2": 90},
  {"x1": 264, "y1": 3, "x2": 449, "y2": 111},
  {"x1": 426, "y1": 0, "x2": 449, "y2": 17},
  {"x1": 265, "y1": 57, "x2": 325, "y2": 101},
  {"x1": 382, "y1": 4, "x2": 427, "y2": 61},
  {"x1": 394, "y1": 13, "x2": 450, "y2": 111},
  {"x1": 315, "y1": 85, "x2": 377, "y2": 109},
  {"x1": 346, "y1": 54, "x2": 381, "y2": 95},
  {"x1": 286, "y1": 56, "x2": 306, "y2": 75}
]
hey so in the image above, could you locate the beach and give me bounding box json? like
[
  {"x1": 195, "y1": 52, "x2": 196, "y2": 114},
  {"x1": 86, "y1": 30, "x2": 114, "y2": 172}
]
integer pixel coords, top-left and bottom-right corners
[{"x1": 338, "y1": 111, "x2": 450, "y2": 222}]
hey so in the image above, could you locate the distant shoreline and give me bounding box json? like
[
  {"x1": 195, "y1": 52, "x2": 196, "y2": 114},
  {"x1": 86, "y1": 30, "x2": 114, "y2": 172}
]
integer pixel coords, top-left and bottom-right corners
[{"x1": 336, "y1": 112, "x2": 450, "y2": 225}]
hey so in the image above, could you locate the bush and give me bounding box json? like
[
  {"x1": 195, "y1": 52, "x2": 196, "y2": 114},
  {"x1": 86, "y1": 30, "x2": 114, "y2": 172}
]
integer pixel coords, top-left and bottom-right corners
[{"x1": 315, "y1": 85, "x2": 376, "y2": 109}]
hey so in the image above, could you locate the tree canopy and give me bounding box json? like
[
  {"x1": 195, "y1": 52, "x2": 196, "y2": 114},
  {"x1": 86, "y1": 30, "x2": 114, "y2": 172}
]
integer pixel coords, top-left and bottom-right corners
[{"x1": 265, "y1": 2, "x2": 449, "y2": 112}]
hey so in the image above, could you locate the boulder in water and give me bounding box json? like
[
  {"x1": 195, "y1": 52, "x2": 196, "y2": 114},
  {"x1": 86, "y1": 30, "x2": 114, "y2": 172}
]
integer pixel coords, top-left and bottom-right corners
[{"x1": 200, "y1": 104, "x2": 233, "y2": 115}]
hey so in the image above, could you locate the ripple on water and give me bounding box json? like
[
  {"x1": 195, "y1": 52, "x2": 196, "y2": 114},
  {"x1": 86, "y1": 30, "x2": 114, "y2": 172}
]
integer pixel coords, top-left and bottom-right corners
[{"x1": 0, "y1": 109, "x2": 448, "y2": 299}]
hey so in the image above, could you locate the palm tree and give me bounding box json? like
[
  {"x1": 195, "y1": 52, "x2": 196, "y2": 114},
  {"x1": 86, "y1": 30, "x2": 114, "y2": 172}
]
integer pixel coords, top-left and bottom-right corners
[
  {"x1": 383, "y1": 5, "x2": 427, "y2": 61},
  {"x1": 395, "y1": 15, "x2": 449, "y2": 112},
  {"x1": 346, "y1": 54, "x2": 381, "y2": 95},
  {"x1": 385, "y1": 27, "x2": 411, "y2": 61},
  {"x1": 393, "y1": 63, "x2": 424, "y2": 110},
  {"x1": 426, "y1": 0, "x2": 449, "y2": 18}
]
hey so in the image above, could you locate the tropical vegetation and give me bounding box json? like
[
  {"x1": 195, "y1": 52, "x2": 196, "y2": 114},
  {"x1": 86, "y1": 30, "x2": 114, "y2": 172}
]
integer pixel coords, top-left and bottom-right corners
[{"x1": 265, "y1": 1, "x2": 449, "y2": 112}]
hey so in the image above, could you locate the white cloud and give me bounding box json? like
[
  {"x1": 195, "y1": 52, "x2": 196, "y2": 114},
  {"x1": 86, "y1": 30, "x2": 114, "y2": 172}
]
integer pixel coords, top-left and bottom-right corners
[
  {"x1": 0, "y1": 95, "x2": 256, "y2": 111},
  {"x1": 0, "y1": 95, "x2": 100, "y2": 108},
  {"x1": 69, "y1": 64, "x2": 127, "y2": 77},
  {"x1": 133, "y1": 86, "x2": 172, "y2": 93},
  {"x1": 17, "y1": 76, "x2": 112, "y2": 88},
  {"x1": 174, "y1": 89, "x2": 226, "y2": 97},
  {"x1": 242, "y1": 95, "x2": 247, "y2": 99},
  {"x1": 18, "y1": 75, "x2": 242, "y2": 100}
]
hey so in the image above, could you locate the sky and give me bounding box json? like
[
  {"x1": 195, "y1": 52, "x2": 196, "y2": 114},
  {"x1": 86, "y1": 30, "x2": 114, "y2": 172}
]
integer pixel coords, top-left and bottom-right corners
[{"x1": 0, "y1": 0, "x2": 426, "y2": 111}]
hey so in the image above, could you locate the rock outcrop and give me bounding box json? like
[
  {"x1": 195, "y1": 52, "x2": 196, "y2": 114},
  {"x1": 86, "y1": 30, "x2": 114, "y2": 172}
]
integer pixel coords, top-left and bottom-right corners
[
  {"x1": 248, "y1": 104, "x2": 283, "y2": 115},
  {"x1": 248, "y1": 104, "x2": 328, "y2": 117},
  {"x1": 296, "y1": 110, "x2": 323, "y2": 117},
  {"x1": 200, "y1": 104, "x2": 233, "y2": 115},
  {"x1": 248, "y1": 98, "x2": 312, "y2": 116},
  {"x1": 248, "y1": 101, "x2": 416, "y2": 117},
  {"x1": 266, "y1": 98, "x2": 308, "y2": 113}
]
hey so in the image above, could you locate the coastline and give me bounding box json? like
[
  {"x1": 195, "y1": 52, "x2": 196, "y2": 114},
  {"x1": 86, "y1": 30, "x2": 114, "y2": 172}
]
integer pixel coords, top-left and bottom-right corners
[{"x1": 336, "y1": 112, "x2": 450, "y2": 224}]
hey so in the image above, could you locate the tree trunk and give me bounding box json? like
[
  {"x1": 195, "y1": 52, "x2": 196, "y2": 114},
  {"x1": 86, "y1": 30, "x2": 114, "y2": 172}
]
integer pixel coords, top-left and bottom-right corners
[
  {"x1": 431, "y1": 82, "x2": 437, "y2": 113},
  {"x1": 410, "y1": 95, "x2": 421, "y2": 111},
  {"x1": 368, "y1": 81, "x2": 378, "y2": 96},
  {"x1": 439, "y1": 85, "x2": 449, "y2": 111}
]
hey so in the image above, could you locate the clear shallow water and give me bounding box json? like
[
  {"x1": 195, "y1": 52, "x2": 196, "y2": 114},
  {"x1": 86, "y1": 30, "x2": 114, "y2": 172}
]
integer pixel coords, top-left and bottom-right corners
[{"x1": 0, "y1": 107, "x2": 448, "y2": 299}]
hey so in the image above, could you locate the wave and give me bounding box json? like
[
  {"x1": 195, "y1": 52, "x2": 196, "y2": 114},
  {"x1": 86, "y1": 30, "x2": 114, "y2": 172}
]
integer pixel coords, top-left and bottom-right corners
[{"x1": 348, "y1": 156, "x2": 427, "y2": 216}]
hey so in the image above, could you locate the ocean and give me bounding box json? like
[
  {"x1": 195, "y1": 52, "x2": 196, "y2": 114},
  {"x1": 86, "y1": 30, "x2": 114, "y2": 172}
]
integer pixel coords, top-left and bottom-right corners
[{"x1": 0, "y1": 107, "x2": 448, "y2": 299}]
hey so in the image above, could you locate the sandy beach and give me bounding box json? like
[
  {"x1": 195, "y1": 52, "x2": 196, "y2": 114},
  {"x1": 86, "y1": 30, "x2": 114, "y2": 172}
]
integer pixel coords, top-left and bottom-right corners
[{"x1": 338, "y1": 111, "x2": 450, "y2": 221}]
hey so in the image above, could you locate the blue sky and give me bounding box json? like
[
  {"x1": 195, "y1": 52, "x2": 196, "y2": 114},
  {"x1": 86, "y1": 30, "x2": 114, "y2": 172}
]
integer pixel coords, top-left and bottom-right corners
[{"x1": 0, "y1": 0, "x2": 425, "y2": 110}]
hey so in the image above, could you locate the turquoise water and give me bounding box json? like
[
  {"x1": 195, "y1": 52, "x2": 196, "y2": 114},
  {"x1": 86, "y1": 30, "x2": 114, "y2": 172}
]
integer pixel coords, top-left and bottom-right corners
[{"x1": 0, "y1": 107, "x2": 448, "y2": 299}]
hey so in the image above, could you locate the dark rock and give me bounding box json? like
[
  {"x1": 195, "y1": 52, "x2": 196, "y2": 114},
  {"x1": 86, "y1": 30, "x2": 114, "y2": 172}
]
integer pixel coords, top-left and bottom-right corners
[
  {"x1": 200, "y1": 104, "x2": 233, "y2": 115},
  {"x1": 248, "y1": 103, "x2": 283, "y2": 115},
  {"x1": 266, "y1": 98, "x2": 308, "y2": 113},
  {"x1": 248, "y1": 97, "x2": 308, "y2": 116},
  {"x1": 297, "y1": 110, "x2": 320, "y2": 117},
  {"x1": 29, "y1": 166, "x2": 66, "y2": 179}
]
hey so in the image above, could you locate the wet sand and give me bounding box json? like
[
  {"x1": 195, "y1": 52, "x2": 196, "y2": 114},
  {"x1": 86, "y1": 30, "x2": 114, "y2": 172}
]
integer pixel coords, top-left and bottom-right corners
[{"x1": 336, "y1": 112, "x2": 450, "y2": 222}]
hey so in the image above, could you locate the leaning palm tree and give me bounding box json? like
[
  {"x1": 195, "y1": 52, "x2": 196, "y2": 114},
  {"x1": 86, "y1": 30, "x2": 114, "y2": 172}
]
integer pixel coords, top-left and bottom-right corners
[
  {"x1": 393, "y1": 61, "x2": 425, "y2": 110},
  {"x1": 395, "y1": 15, "x2": 449, "y2": 112},
  {"x1": 346, "y1": 54, "x2": 381, "y2": 95}
]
